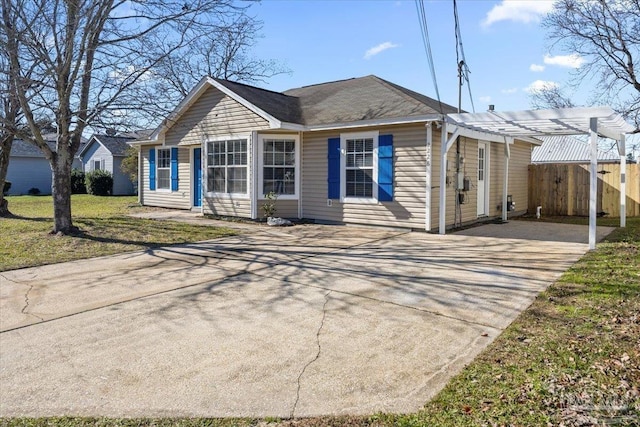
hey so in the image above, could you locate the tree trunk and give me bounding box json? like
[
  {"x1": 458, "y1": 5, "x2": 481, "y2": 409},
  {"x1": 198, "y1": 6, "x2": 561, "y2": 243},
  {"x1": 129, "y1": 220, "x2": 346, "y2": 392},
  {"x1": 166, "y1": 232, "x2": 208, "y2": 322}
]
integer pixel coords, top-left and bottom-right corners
[
  {"x1": 50, "y1": 153, "x2": 76, "y2": 234},
  {"x1": 0, "y1": 136, "x2": 12, "y2": 217}
]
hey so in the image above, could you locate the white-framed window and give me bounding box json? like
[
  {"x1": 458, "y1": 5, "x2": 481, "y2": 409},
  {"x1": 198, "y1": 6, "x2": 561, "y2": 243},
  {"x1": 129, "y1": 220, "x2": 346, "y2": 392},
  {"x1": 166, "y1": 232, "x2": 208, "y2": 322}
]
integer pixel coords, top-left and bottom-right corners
[
  {"x1": 206, "y1": 138, "x2": 248, "y2": 195},
  {"x1": 93, "y1": 159, "x2": 102, "y2": 171},
  {"x1": 157, "y1": 148, "x2": 171, "y2": 190},
  {"x1": 259, "y1": 134, "x2": 299, "y2": 199},
  {"x1": 341, "y1": 131, "x2": 378, "y2": 202}
]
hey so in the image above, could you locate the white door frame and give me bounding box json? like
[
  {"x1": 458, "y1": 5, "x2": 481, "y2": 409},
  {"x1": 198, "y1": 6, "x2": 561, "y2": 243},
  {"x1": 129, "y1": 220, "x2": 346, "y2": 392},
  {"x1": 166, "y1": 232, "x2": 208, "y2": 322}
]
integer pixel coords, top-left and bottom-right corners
[{"x1": 477, "y1": 141, "x2": 490, "y2": 216}]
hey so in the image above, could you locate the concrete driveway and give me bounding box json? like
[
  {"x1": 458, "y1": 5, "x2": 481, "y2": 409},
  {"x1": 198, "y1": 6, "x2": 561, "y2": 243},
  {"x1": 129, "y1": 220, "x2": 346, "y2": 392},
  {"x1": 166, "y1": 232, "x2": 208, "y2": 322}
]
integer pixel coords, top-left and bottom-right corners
[{"x1": 0, "y1": 219, "x2": 613, "y2": 417}]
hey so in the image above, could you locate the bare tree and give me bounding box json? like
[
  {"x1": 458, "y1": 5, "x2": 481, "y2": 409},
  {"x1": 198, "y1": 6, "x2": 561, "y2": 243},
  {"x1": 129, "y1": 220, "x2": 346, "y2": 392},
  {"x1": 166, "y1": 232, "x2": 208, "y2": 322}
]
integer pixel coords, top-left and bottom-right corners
[
  {"x1": 148, "y1": 14, "x2": 288, "y2": 101},
  {"x1": 529, "y1": 84, "x2": 575, "y2": 110},
  {"x1": 1, "y1": 0, "x2": 270, "y2": 234},
  {"x1": 543, "y1": 0, "x2": 640, "y2": 130},
  {"x1": 0, "y1": 51, "x2": 19, "y2": 216}
]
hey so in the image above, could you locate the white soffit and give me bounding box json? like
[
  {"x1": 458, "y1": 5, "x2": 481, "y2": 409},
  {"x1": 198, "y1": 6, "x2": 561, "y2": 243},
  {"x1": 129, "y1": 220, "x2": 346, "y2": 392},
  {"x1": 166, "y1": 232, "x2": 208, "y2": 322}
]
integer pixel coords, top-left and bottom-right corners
[{"x1": 448, "y1": 107, "x2": 635, "y2": 141}]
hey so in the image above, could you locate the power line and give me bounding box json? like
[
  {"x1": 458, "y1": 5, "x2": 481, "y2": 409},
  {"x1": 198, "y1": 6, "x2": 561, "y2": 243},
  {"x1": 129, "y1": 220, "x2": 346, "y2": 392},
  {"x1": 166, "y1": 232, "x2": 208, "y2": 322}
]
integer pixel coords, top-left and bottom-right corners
[
  {"x1": 415, "y1": 0, "x2": 444, "y2": 114},
  {"x1": 453, "y1": 0, "x2": 475, "y2": 113}
]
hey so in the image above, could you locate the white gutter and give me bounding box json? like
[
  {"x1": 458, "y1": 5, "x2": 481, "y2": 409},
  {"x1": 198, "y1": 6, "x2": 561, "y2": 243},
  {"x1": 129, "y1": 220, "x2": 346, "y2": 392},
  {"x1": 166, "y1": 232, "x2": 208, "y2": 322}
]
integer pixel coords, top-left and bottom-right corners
[{"x1": 305, "y1": 115, "x2": 443, "y2": 132}]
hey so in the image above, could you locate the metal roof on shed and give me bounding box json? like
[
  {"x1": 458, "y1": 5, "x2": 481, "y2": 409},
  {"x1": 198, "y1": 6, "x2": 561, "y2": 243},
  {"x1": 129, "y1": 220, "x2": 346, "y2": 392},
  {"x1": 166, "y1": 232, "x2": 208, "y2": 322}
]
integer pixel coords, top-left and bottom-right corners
[{"x1": 532, "y1": 135, "x2": 620, "y2": 163}]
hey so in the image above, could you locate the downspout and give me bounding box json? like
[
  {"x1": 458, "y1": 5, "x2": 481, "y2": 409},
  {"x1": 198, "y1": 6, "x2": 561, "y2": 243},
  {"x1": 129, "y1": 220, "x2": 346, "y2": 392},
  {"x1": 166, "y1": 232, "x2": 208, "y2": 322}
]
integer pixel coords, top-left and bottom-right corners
[{"x1": 425, "y1": 122, "x2": 433, "y2": 231}]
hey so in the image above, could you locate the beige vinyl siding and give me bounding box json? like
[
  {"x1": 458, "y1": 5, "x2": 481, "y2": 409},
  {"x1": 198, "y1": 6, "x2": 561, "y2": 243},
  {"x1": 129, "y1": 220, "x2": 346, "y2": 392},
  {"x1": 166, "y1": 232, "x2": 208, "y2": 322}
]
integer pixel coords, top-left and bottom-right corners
[
  {"x1": 428, "y1": 130, "x2": 478, "y2": 228},
  {"x1": 302, "y1": 124, "x2": 428, "y2": 229},
  {"x1": 428, "y1": 134, "x2": 481, "y2": 227},
  {"x1": 428, "y1": 135, "x2": 532, "y2": 230},
  {"x1": 507, "y1": 141, "x2": 531, "y2": 215},
  {"x1": 141, "y1": 146, "x2": 192, "y2": 209},
  {"x1": 164, "y1": 87, "x2": 270, "y2": 146},
  {"x1": 203, "y1": 196, "x2": 251, "y2": 217},
  {"x1": 486, "y1": 139, "x2": 531, "y2": 217},
  {"x1": 256, "y1": 199, "x2": 299, "y2": 219}
]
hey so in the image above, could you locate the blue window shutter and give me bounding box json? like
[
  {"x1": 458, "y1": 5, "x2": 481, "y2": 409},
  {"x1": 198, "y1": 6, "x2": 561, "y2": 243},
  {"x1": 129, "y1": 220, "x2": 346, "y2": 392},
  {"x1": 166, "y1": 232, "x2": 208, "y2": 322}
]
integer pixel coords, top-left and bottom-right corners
[
  {"x1": 327, "y1": 137, "x2": 340, "y2": 199},
  {"x1": 149, "y1": 148, "x2": 156, "y2": 191},
  {"x1": 171, "y1": 147, "x2": 179, "y2": 191},
  {"x1": 378, "y1": 134, "x2": 393, "y2": 201}
]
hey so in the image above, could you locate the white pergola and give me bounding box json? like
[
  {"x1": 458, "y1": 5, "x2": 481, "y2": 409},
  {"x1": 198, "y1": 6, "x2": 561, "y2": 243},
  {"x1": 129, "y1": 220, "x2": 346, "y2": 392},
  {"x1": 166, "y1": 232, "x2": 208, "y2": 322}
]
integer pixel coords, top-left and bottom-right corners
[{"x1": 441, "y1": 107, "x2": 635, "y2": 250}]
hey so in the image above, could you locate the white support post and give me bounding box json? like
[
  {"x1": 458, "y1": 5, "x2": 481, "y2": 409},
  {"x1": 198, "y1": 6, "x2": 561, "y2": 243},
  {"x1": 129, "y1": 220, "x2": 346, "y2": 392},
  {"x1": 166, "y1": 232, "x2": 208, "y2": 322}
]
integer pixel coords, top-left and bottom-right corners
[
  {"x1": 425, "y1": 122, "x2": 433, "y2": 231},
  {"x1": 619, "y1": 134, "x2": 626, "y2": 228},
  {"x1": 251, "y1": 131, "x2": 259, "y2": 220},
  {"x1": 502, "y1": 137, "x2": 511, "y2": 222},
  {"x1": 439, "y1": 120, "x2": 448, "y2": 234},
  {"x1": 589, "y1": 118, "x2": 598, "y2": 250}
]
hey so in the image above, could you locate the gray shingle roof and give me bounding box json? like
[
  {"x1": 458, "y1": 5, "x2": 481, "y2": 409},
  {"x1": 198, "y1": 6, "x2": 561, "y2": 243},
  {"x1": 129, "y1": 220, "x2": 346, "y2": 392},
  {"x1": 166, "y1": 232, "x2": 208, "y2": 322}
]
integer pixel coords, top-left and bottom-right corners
[
  {"x1": 532, "y1": 135, "x2": 620, "y2": 163},
  {"x1": 283, "y1": 75, "x2": 458, "y2": 126},
  {"x1": 92, "y1": 135, "x2": 136, "y2": 156},
  {"x1": 153, "y1": 75, "x2": 465, "y2": 138},
  {"x1": 213, "y1": 78, "x2": 302, "y2": 124},
  {"x1": 10, "y1": 133, "x2": 88, "y2": 158},
  {"x1": 10, "y1": 138, "x2": 56, "y2": 158}
]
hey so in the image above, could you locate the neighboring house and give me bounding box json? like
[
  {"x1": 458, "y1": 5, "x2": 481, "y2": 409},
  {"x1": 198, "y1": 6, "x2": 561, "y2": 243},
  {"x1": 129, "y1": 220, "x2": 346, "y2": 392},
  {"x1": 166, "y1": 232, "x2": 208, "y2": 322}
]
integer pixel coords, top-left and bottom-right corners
[
  {"x1": 532, "y1": 135, "x2": 620, "y2": 164},
  {"x1": 79, "y1": 133, "x2": 138, "y2": 195},
  {"x1": 6, "y1": 135, "x2": 83, "y2": 195},
  {"x1": 133, "y1": 75, "x2": 539, "y2": 230}
]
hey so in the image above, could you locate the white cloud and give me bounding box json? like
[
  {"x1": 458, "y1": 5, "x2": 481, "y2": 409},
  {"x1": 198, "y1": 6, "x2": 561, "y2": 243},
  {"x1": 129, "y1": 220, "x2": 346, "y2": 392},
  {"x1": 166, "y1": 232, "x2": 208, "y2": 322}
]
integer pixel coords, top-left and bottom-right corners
[
  {"x1": 479, "y1": 96, "x2": 492, "y2": 103},
  {"x1": 364, "y1": 42, "x2": 399, "y2": 60},
  {"x1": 525, "y1": 80, "x2": 559, "y2": 93},
  {"x1": 543, "y1": 54, "x2": 584, "y2": 69},
  {"x1": 501, "y1": 87, "x2": 519, "y2": 94},
  {"x1": 482, "y1": 0, "x2": 554, "y2": 28},
  {"x1": 530, "y1": 64, "x2": 545, "y2": 72}
]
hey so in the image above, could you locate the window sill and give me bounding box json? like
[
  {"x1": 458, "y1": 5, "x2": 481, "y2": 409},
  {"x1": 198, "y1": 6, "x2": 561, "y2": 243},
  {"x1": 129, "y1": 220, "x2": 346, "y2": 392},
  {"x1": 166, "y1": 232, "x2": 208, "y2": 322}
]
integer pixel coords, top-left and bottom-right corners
[
  {"x1": 204, "y1": 193, "x2": 250, "y2": 199},
  {"x1": 341, "y1": 197, "x2": 378, "y2": 205},
  {"x1": 259, "y1": 195, "x2": 298, "y2": 200}
]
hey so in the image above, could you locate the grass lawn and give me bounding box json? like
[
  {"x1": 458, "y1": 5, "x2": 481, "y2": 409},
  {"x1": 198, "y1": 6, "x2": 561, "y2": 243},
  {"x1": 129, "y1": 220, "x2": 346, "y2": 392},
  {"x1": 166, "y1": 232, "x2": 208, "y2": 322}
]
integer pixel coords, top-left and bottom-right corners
[
  {"x1": 1, "y1": 216, "x2": 638, "y2": 426},
  {"x1": 0, "y1": 195, "x2": 237, "y2": 271}
]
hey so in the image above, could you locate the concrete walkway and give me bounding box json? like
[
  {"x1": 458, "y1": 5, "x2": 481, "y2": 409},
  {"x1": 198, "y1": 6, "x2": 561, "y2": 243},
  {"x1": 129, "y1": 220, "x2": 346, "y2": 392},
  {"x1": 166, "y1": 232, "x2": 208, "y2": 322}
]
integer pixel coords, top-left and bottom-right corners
[{"x1": 0, "y1": 215, "x2": 614, "y2": 417}]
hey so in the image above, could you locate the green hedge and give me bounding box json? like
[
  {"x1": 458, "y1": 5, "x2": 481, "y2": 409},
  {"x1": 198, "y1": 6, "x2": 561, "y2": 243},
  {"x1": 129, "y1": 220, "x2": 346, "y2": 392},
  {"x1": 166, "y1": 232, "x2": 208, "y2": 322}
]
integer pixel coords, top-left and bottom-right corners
[
  {"x1": 85, "y1": 170, "x2": 113, "y2": 196},
  {"x1": 71, "y1": 169, "x2": 87, "y2": 194}
]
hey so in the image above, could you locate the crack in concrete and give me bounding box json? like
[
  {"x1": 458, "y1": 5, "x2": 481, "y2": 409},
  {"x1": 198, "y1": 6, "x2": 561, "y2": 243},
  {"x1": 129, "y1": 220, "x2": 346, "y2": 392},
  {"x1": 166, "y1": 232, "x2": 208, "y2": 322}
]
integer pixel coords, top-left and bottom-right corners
[
  {"x1": 1, "y1": 230, "x2": 407, "y2": 334},
  {"x1": 285, "y1": 280, "x2": 499, "y2": 330},
  {"x1": 0, "y1": 273, "x2": 22, "y2": 285},
  {"x1": 290, "y1": 290, "x2": 331, "y2": 418},
  {"x1": 20, "y1": 284, "x2": 44, "y2": 322}
]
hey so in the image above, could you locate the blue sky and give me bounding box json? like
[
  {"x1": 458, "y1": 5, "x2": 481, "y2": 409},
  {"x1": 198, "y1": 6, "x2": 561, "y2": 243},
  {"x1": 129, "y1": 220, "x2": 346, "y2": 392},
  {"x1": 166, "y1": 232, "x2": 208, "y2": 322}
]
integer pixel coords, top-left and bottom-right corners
[{"x1": 251, "y1": 0, "x2": 584, "y2": 113}]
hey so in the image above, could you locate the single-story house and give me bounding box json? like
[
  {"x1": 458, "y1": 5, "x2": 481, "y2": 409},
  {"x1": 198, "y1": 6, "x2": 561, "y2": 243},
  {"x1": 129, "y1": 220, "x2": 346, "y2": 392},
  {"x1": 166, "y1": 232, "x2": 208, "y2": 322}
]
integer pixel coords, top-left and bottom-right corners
[
  {"x1": 7, "y1": 135, "x2": 83, "y2": 195},
  {"x1": 132, "y1": 75, "x2": 541, "y2": 230},
  {"x1": 532, "y1": 135, "x2": 621, "y2": 164},
  {"x1": 78, "y1": 133, "x2": 138, "y2": 195}
]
